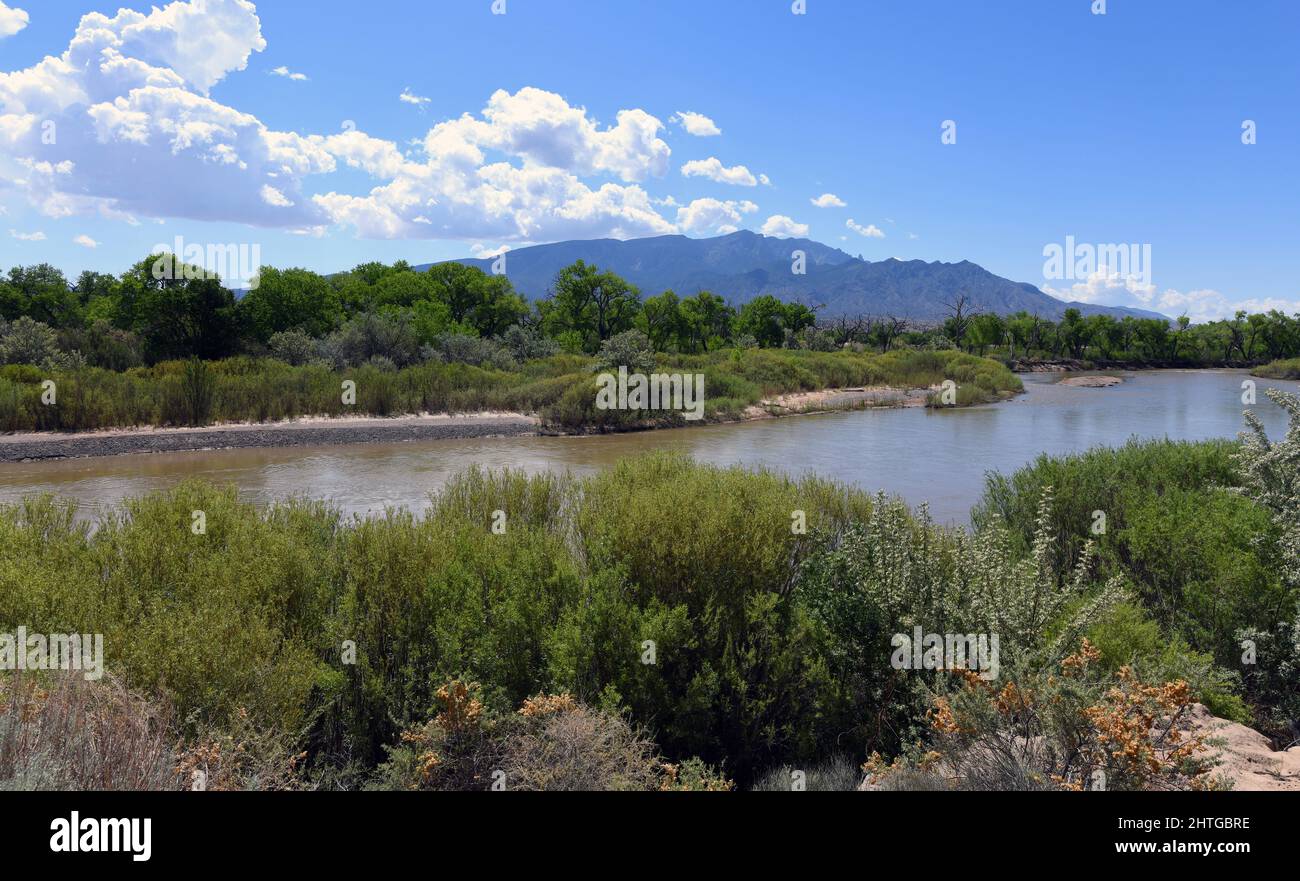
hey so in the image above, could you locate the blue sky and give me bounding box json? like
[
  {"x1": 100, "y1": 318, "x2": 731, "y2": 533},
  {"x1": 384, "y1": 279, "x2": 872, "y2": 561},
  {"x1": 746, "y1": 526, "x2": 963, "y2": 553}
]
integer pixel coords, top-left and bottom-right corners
[{"x1": 0, "y1": 0, "x2": 1297, "y2": 319}]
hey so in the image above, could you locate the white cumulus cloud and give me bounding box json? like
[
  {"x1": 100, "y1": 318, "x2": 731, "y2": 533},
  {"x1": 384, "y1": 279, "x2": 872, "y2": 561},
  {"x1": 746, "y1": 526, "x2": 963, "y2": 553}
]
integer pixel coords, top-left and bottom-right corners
[
  {"x1": 681, "y1": 156, "x2": 760, "y2": 187},
  {"x1": 760, "y1": 215, "x2": 809, "y2": 238},
  {"x1": 811, "y1": 193, "x2": 846, "y2": 208},
  {"x1": 73, "y1": 233, "x2": 99, "y2": 248},
  {"x1": 0, "y1": 0, "x2": 326, "y2": 228},
  {"x1": 0, "y1": 2, "x2": 697, "y2": 243},
  {"x1": 670, "y1": 111, "x2": 721, "y2": 137},
  {"x1": 847, "y1": 218, "x2": 884, "y2": 238},
  {"x1": 0, "y1": 2, "x2": 28, "y2": 39},
  {"x1": 675, "y1": 197, "x2": 758, "y2": 235},
  {"x1": 9, "y1": 229, "x2": 44, "y2": 241}
]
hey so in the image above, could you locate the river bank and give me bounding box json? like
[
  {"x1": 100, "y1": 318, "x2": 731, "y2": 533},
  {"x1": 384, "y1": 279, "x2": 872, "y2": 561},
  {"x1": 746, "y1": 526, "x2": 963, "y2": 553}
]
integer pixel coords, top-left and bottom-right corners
[
  {"x1": 0, "y1": 413, "x2": 540, "y2": 463},
  {"x1": 1009, "y1": 357, "x2": 1267, "y2": 372},
  {"x1": 0, "y1": 383, "x2": 946, "y2": 462}
]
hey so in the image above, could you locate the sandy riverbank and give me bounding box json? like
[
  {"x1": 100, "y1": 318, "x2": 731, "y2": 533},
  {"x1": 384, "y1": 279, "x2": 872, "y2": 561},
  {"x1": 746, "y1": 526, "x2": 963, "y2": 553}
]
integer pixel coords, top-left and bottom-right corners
[
  {"x1": 0, "y1": 385, "x2": 961, "y2": 463},
  {"x1": 0, "y1": 413, "x2": 541, "y2": 462}
]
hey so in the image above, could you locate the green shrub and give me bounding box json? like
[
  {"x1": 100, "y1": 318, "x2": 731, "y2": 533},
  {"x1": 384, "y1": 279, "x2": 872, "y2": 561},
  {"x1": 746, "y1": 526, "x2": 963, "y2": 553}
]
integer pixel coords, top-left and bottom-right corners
[{"x1": 974, "y1": 439, "x2": 1290, "y2": 673}]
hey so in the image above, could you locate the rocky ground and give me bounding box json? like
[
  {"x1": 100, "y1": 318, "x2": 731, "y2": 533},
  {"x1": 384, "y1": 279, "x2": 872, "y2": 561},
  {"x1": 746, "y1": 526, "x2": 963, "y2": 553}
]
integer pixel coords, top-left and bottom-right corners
[{"x1": 1182, "y1": 703, "x2": 1300, "y2": 791}]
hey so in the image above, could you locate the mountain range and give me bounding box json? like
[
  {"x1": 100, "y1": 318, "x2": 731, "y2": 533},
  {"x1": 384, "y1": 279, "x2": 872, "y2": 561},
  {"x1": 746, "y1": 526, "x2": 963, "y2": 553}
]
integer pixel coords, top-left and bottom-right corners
[{"x1": 415, "y1": 230, "x2": 1166, "y2": 322}]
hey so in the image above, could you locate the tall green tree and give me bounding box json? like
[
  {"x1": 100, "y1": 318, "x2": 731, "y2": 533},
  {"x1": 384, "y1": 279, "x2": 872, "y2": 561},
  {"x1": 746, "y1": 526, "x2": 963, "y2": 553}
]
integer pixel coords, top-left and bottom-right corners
[
  {"x1": 434, "y1": 265, "x2": 528, "y2": 338},
  {"x1": 965, "y1": 313, "x2": 1006, "y2": 355},
  {"x1": 541, "y1": 260, "x2": 641, "y2": 352},
  {"x1": 678, "y1": 291, "x2": 734, "y2": 352},
  {"x1": 239, "y1": 266, "x2": 341, "y2": 342},
  {"x1": 119, "y1": 254, "x2": 240, "y2": 362},
  {"x1": 735, "y1": 295, "x2": 816, "y2": 348},
  {"x1": 3, "y1": 264, "x2": 81, "y2": 327},
  {"x1": 637, "y1": 290, "x2": 684, "y2": 352}
]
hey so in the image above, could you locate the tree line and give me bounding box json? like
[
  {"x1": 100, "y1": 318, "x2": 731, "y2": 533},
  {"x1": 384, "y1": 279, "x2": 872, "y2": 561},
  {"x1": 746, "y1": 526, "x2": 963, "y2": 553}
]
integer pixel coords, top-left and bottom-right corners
[
  {"x1": 930, "y1": 293, "x2": 1299, "y2": 365},
  {"x1": 0, "y1": 254, "x2": 816, "y2": 371},
  {"x1": 2, "y1": 253, "x2": 1297, "y2": 372}
]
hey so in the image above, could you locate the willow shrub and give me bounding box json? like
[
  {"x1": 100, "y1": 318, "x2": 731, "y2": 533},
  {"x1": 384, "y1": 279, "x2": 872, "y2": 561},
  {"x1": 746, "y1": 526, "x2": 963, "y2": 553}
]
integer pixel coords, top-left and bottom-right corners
[
  {"x1": 321, "y1": 471, "x2": 584, "y2": 766},
  {"x1": 0, "y1": 348, "x2": 1021, "y2": 432},
  {"x1": 1253, "y1": 358, "x2": 1300, "y2": 380},
  {"x1": 0, "y1": 485, "x2": 328, "y2": 737},
  {"x1": 0, "y1": 454, "x2": 887, "y2": 783},
  {"x1": 974, "y1": 438, "x2": 1291, "y2": 671},
  {"x1": 552, "y1": 455, "x2": 874, "y2": 778}
]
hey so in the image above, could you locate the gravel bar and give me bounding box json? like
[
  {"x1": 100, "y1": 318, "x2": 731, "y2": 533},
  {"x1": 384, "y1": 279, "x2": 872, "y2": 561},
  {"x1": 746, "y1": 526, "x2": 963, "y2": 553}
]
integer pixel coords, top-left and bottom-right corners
[{"x1": 0, "y1": 417, "x2": 540, "y2": 463}]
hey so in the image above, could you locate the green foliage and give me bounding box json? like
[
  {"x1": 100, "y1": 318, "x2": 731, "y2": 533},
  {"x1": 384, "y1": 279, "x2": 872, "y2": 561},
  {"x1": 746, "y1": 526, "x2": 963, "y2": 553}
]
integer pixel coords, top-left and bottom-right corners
[
  {"x1": 1254, "y1": 359, "x2": 1300, "y2": 380},
  {"x1": 1088, "y1": 603, "x2": 1250, "y2": 723},
  {"x1": 267, "y1": 330, "x2": 320, "y2": 366},
  {"x1": 240, "y1": 267, "x2": 341, "y2": 342},
  {"x1": 973, "y1": 439, "x2": 1290, "y2": 671},
  {"x1": 796, "y1": 489, "x2": 1126, "y2": 758},
  {"x1": 119, "y1": 254, "x2": 240, "y2": 361},
  {"x1": 0, "y1": 343, "x2": 1023, "y2": 432},
  {"x1": 0, "y1": 317, "x2": 69, "y2": 369},
  {"x1": 1235, "y1": 619, "x2": 1300, "y2": 743},
  {"x1": 541, "y1": 259, "x2": 641, "y2": 352},
  {"x1": 594, "y1": 329, "x2": 656, "y2": 374},
  {"x1": 2, "y1": 428, "x2": 1294, "y2": 788},
  {"x1": 8, "y1": 254, "x2": 1300, "y2": 377},
  {"x1": 179, "y1": 358, "x2": 215, "y2": 426},
  {"x1": 1238, "y1": 388, "x2": 1300, "y2": 587},
  {"x1": 734, "y1": 295, "x2": 817, "y2": 348}
]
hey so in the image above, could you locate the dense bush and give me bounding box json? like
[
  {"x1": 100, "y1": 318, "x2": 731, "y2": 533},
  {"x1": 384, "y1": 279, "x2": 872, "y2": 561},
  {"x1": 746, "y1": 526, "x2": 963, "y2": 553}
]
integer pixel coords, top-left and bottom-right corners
[
  {"x1": 1253, "y1": 359, "x2": 1300, "y2": 380},
  {"x1": 1, "y1": 317, "x2": 84, "y2": 371},
  {"x1": 972, "y1": 439, "x2": 1292, "y2": 679},
  {"x1": 594, "y1": 329, "x2": 656, "y2": 374},
  {"x1": 426, "y1": 332, "x2": 517, "y2": 370},
  {"x1": 0, "y1": 347, "x2": 1023, "y2": 433},
  {"x1": 267, "y1": 330, "x2": 320, "y2": 366},
  {"x1": 3, "y1": 412, "x2": 1290, "y2": 788},
  {"x1": 320, "y1": 312, "x2": 423, "y2": 369},
  {"x1": 0, "y1": 456, "x2": 868, "y2": 785},
  {"x1": 500, "y1": 323, "x2": 561, "y2": 362}
]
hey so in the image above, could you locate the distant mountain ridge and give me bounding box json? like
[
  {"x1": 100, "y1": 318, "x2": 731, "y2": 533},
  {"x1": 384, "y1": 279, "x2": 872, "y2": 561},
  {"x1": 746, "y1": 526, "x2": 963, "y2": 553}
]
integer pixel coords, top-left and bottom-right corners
[{"x1": 414, "y1": 230, "x2": 1166, "y2": 322}]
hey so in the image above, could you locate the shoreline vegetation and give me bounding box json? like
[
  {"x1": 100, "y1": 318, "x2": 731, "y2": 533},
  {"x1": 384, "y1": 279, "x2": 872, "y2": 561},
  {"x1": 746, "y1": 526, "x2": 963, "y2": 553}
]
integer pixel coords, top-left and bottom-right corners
[
  {"x1": 1254, "y1": 358, "x2": 1300, "y2": 380},
  {"x1": 2, "y1": 392, "x2": 1297, "y2": 791},
  {"x1": 4, "y1": 252, "x2": 1299, "y2": 447},
  {"x1": 0, "y1": 347, "x2": 1022, "y2": 460}
]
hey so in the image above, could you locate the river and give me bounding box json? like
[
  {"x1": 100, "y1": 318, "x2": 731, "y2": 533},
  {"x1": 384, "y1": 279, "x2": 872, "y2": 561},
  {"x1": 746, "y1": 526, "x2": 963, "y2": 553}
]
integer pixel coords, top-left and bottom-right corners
[{"x1": 0, "y1": 369, "x2": 1296, "y2": 526}]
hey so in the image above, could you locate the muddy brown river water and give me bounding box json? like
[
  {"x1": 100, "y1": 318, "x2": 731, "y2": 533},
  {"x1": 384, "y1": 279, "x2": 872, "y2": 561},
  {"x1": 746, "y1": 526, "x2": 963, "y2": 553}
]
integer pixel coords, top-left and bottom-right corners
[{"x1": 1, "y1": 369, "x2": 1295, "y2": 526}]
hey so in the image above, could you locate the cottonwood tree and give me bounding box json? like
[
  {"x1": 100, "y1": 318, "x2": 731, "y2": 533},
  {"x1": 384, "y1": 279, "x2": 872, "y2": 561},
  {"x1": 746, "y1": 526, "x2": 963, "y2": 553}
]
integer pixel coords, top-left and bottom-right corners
[
  {"x1": 118, "y1": 254, "x2": 240, "y2": 362},
  {"x1": 542, "y1": 260, "x2": 642, "y2": 352}
]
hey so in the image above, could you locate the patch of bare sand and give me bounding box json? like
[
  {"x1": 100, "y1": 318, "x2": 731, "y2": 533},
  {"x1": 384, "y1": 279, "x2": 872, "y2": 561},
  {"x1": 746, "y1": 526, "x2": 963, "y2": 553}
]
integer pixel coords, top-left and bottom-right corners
[
  {"x1": 1058, "y1": 375, "x2": 1124, "y2": 388},
  {"x1": 742, "y1": 386, "x2": 931, "y2": 419}
]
